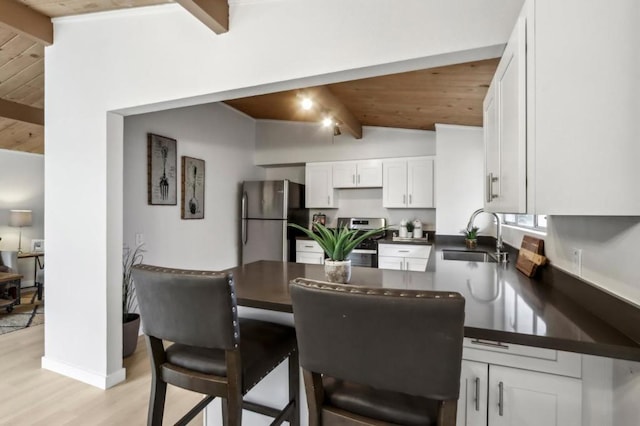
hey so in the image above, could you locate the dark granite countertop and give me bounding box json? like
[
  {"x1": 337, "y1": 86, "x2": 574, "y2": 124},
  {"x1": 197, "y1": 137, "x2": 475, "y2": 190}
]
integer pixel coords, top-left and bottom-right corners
[{"x1": 225, "y1": 239, "x2": 640, "y2": 361}]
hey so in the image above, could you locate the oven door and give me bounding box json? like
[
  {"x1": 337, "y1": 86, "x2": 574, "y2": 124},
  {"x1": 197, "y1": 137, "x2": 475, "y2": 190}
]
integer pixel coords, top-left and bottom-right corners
[{"x1": 348, "y1": 249, "x2": 377, "y2": 268}]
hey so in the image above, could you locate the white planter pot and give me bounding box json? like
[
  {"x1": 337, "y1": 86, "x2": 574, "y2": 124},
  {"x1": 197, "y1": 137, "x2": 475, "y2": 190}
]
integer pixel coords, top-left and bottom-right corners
[{"x1": 324, "y1": 259, "x2": 352, "y2": 284}]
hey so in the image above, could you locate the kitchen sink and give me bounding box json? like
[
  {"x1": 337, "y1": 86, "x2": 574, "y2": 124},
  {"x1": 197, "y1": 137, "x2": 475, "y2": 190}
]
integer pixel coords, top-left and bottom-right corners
[{"x1": 441, "y1": 249, "x2": 497, "y2": 263}]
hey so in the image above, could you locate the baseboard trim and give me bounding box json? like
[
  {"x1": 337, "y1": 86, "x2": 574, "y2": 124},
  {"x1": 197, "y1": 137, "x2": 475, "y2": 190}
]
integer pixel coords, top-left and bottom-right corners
[{"x1": 41, "y1": 356, "x2": 126, "y2": 389}]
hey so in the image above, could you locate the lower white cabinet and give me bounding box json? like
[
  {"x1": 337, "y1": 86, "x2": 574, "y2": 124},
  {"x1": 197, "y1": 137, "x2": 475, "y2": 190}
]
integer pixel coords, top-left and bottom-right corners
[
  {"x1": 295, "y1": 240, "x2": 324, "y2": 265},
  {"x1": 377, "y1": 243, "x2": 431, "y2": 272},
  {"x1": 457, "y1": 340, "x2": 582, "y2": 426}
]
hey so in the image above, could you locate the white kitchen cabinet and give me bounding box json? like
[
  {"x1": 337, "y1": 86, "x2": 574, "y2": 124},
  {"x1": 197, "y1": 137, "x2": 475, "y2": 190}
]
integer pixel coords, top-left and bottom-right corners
[
  {"x1": 457, "y1": 339, "x2": 582, "y2": 426},
  {"x1": 305, "y1": 163, "x2": 337, "y2": 208},
  {"x1": 377, "y1": 243, "x2": 431, "y2": 272},
  {"x1": 295, "y1": 240, "x2": 324, "y2": 265},
  {"x1": 484, "y1": 1, "x2": 640, "y2": 215},
  {"x1": 484, "y1": 14, "x2": 527, "y2": 214},
  {"x1": 382, "y1": 157, "x2": 434, "y2": 208},
  {"x1": 457, "y1": 360, "x2": 489, "y2": 426},
  {"x1": 332, "y1": 160, "x2": 382, "y2": 188},
  {"x1": 488, "y1": 365, "x2": 581, "y2": 426}
]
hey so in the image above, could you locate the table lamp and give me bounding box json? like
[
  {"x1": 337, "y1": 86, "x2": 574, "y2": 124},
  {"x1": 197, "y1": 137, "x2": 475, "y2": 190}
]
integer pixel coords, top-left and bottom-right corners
[{"x1": 9, "y1": 209, "x2": 32, "y2": 254}]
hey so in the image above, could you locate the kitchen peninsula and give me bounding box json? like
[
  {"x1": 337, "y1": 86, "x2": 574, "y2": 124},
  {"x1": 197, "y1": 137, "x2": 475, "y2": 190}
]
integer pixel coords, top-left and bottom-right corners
[
  {"x1": 226, "y1": 246, "x2": 640, "y2": 425},
  {"x1": 225, "y1": 257, "x2": 640, "y2": 362}
]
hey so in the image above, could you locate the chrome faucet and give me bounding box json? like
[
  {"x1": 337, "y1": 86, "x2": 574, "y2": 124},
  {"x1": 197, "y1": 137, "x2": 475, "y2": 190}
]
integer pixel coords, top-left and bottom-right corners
[{"x1": 466, "y1": 208, "x2": 508, "y2": 263}]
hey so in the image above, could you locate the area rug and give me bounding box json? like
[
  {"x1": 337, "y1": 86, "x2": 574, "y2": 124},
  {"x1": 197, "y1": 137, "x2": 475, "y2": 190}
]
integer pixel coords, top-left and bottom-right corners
[{"x1": 0, "y1": 290, "x2": 44, "y2": 335}]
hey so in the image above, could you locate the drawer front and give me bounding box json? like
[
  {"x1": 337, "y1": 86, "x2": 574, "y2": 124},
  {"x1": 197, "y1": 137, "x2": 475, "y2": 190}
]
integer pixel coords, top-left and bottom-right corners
[
  {"x1": 296, "y1": 240, "x2": 323, "y2": 253},
  {"x1": 296, "y1": 252, "x2": 324, "y2": 265},
  {"x1": 378, "y1": 243, "x2": 431, "y2": 259},
  {"x1": 462, "y1": 338, "x2": 582, "y2": 378}
]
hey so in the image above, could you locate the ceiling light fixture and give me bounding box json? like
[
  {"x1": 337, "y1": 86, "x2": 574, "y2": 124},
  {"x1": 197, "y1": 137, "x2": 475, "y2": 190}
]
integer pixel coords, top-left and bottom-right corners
[
  {"x1": 301, "y1": 97, "x2": 313, "y2": 110},
  {"x1": 333, "y1": 124, "x2": 341, "y2": 136},
  {"x1": 322, "y1": 117, "x2": 333, "y2": 128}
]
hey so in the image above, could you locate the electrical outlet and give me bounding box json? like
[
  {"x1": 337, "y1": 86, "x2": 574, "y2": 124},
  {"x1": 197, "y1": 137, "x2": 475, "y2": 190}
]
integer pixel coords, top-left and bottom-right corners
[
  {"x1": 571, "y1": 248, "x2": 582, "y2": 276},
  {"x1": 135, "y1": 233, "x2": 144, "y2": 247}
]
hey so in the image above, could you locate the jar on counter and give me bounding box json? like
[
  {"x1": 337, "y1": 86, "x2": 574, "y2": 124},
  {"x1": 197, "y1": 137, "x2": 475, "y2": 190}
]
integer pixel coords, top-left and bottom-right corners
[
  {"x1": 413, "y1": 220, "x2": 423, "y2": 238},
  {"x1": 399, "y1": 219, "x2": 408, "y2": 238}
]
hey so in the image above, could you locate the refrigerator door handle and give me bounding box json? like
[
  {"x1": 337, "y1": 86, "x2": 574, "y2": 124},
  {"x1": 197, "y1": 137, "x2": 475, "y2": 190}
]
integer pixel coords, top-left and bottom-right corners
[{"x1": 242, "y1": 192, "x2": 248, "y2": 244}]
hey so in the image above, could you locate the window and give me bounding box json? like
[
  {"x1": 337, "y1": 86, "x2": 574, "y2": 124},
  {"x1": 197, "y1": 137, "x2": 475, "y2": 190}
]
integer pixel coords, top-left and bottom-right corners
[{"x1": 502, "y1": 214, "x2": 547, "y2": 230}]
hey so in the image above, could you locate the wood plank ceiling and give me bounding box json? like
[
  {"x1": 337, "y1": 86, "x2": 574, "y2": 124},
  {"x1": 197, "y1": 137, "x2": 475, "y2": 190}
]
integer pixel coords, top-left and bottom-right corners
[{"x1": 0, "y1": 0, "x2": 498, "y2": 154}]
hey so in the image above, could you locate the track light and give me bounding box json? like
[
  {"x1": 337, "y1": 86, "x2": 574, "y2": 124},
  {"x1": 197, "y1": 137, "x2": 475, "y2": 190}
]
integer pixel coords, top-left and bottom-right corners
[
  {"x1": 322, "y1": 117, "x2": 333, "y2": 128},
  {"x1": 301, "y1": 97, "x2": 313, "y2": 110},
  {"x1": 333, "y1": 124, "x2": 341, "y2": 136}
]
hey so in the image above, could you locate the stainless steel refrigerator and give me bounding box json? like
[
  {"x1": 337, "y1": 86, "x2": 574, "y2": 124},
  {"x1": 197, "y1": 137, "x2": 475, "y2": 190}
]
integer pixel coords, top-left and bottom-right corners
[{"x1": 241, "y1": 180, "x2": 307, "y2": 265}]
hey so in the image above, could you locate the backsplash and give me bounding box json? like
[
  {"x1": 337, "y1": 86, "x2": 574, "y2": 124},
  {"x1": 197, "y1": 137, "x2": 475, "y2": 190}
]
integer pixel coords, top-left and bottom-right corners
[{"x1": 308, "y1": 188, "x2": 436, "y2": 232}]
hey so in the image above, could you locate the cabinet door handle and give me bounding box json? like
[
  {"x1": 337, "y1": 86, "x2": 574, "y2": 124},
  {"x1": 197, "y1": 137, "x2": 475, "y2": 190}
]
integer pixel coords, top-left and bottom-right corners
[
  {"x1": 487, "y1": 173, "x2": 499, "y2": 202},
  {"x1": 498, "y1": 381, "x2": 504, "y2": 416},
  {"x1": 398, "y1": 250, "x2": 410, "y2": 253},
  {"x1": 327, "y1": 196, "x2": 330, "y2": 205},
  {"x1": 403, "y1": 195, "x2": 406, "y2": 204},
  {"x1": 353, "y1": 174, "x2": 356, "y2": 184},
  {"x1": 475, "y1": 377, "x2": 480, "y2": 411},
  {"x1": 304, "y1": 245, "x2": 314, "y2": 248},
  {"x1": 470, "y1": 339, "x2": 509, "y2": 350},
  {"x1": 357, "y1": 174, "x2": 361, "y2": 184},
  {"x1": 409, "y1": 194, "x2": 412, "y2": 204}
]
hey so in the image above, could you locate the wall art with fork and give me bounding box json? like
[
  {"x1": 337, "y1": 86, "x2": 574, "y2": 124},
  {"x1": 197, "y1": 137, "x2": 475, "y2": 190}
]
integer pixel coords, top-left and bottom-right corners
[
  {"x1": 181, "y1": 156, "x2": 205, "y2": 219},
  {"x1": 147, "y1": 133, "x2": 177, "y2": 205}
]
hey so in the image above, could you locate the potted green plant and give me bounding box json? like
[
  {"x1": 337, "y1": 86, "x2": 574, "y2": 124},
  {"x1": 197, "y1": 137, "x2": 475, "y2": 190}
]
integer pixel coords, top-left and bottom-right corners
[
  {"x1": 122, "y1": 244, "x2": 144, "y2": 358},
  {"x1": 462, "y1": 226, "x2": 480, "y2": 249},
  {"x1": 405, "y1": 220, "x2": 415, "y2": 238},
  {"x1": 289, "y1": 223, "x2": 385, "y2": 283}
]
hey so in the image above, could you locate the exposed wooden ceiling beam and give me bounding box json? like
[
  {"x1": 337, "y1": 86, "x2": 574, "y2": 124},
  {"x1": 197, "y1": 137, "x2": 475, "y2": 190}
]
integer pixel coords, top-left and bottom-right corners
[
  {"x1": 0, "y1": 1, "x2": 53, "y2": 45},
  {"x1": 176, "y1": 0, "x2": 229, "y2": 34},
  {"x1": 305, "y1": 86, "x2": 363, "y2": 139},
  {"x1": 0, "y1": 99, "x2": 44, "y2": 126}
]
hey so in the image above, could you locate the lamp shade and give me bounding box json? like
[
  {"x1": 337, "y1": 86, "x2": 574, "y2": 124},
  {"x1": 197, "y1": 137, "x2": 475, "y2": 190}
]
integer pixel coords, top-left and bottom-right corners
[{"x1": 9, "y1": 210, "x2": 32, "y2": 227}]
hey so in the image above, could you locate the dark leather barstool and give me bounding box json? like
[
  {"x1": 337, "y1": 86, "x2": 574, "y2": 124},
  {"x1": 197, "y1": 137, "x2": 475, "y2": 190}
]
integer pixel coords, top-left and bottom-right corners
[
  {"x1": 290, "y1": 278, "x2": 465, "y2": 426},
  {"x1": 132, "y1": 264, "x2": 299, "y2": 426}
]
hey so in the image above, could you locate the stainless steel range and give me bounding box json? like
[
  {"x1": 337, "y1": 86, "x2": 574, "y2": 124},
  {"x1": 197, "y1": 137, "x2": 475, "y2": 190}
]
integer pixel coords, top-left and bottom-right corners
[{"x1": 337, "y1": 217, "x2": 386, "y2": 268}]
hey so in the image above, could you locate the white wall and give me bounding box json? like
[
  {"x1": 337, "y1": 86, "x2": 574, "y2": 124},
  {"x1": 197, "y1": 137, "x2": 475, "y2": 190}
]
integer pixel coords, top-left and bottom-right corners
[
  {"x1": 0, "y1": 150, "x2": 44, "y2": 286},
  {"x1": 435, "y1": 124, "x2": 492, "y2": 236},
  {"x1": 255, "y1": 121, "x2": 436, "y2": 165},
  {"x1": 124, "y1": 103, "x2": 262, "y2": 270},
  {"x1": 42, "y1": 0, "x2": 526, "y2": 387}
]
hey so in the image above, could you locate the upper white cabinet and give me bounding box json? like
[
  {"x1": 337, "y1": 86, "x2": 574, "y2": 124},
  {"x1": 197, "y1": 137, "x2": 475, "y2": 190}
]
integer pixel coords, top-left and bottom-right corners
[
  {"x1": 305, "y1": 163, "x2": 337, "y2": 208},
  {"x1": 332, "y1": 160, "x2": 383, "y2": 188},
  {"x1": 484, "y1": 15, "x2": 527, "y2": 213},
  {"x1": 485, "y1": 0, "x2": 640, "y2": 215},
  {"x1": 383, "y1": 157, "x2": 434, "y2": 208}
]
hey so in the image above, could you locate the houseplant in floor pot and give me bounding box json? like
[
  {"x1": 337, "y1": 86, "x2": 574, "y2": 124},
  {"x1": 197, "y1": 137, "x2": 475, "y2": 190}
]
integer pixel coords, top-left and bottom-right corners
[
  {"x1": 122, "y1": 244, "x2": 144, "y2": 358},
  {"x1": 289, "y1": 222, "x2": 385, "y2": 284},
  {"x1": 462, "y1": 226, "x2": 480, "y2": 249}
]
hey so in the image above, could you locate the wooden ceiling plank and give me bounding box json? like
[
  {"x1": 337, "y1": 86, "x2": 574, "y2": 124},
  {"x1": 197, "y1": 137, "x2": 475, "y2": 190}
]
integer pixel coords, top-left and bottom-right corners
[
  {"x1": 0, "y1": 98, "x2": 44, "y2": 125},
  {"x1": 8, "y1": 85, "x2": 44, "y2": 108},
  {"x1": 20, "y1": 0, "x2": 172, "y2": 18},
  {"x1": 0, "y1": 43, "x2": 44, "y2": 82},
  {"x1": 0, "y1": 27, "x2": 18, "y2": 46},
  {"x1": 176, "y1": 0, "x2": 229, "y2": 34},
  {"x1": 0, "y1": 59, "x2": 44, "y2": 98},
  {"x1": 0, "y1": 35, "x2": 37, "y2": 68},
  {"x1": 0, "y1": 0, "x2": 53, "y2": 45},
  {"x1": 305, "y1": 86, "x2": 363, "y2": 139}
]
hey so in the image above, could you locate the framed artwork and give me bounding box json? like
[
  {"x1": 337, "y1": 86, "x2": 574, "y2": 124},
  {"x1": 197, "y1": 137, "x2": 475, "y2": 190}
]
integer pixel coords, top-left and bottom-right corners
[
  {"x1": 31, "y1": 239, "x2": 45, "y2": 252},
  {"x1": 181, "y1": 156, "x2": 205, "y2": 219},
  {"x1": 147, "y1": 133, "x2": 177, "y2": 205}
]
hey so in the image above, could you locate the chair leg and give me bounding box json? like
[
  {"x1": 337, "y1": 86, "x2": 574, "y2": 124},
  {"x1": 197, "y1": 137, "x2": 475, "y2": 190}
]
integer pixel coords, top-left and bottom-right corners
[
  {"x1": 145, "y1": 336, "x2": 168, "y2": 426},
  {"x1": 289, "y1": 350, "x2": 300, "y2": 426},
  {"x1": 148, "y1": 374, "x2": 167, "y2": 426},
  {"x1": 224, "y1": 350, "x2": 244, "y2": 426},
  {"x1": 438, "y1": 399, "x2": 458, "y2": 426}
]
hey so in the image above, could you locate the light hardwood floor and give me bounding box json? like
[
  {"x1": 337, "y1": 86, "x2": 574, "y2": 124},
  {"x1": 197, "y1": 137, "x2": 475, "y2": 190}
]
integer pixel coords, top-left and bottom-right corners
[{"x1": 0, "y1": 325, "x2": 204, "y2": 425}]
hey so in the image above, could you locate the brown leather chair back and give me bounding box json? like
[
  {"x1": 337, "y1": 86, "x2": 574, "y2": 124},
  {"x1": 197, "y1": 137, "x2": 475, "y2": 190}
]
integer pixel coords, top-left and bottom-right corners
[
  {"x1": 290, "y1": 278, "x2": 465, "y2": 401},
  {"x1": 132, "y1": 264, "x2": 240, "y2": 350}
]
